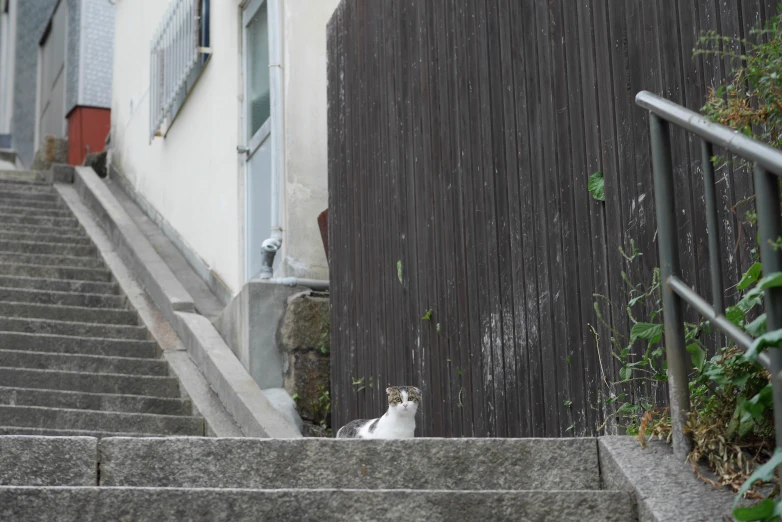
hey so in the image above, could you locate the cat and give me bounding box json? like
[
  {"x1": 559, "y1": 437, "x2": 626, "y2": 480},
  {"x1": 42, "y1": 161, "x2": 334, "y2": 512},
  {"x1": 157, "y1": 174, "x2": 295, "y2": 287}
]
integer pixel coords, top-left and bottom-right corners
[{"x1": 335, "y1": 386, "x2": 421, "y2": 439}]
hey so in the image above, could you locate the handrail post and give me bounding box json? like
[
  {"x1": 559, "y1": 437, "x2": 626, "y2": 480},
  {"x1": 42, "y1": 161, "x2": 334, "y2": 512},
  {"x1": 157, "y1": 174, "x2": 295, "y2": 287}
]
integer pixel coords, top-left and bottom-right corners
[
  {"x1": 701, "y1": 141, "x2": 725, "y2": 315},
  {"x1": 649, "y1": 113, "x2": 692, "y2": 460},
  {"x1": 752, "y1": 163, "x2": 782, "y2": 450}
]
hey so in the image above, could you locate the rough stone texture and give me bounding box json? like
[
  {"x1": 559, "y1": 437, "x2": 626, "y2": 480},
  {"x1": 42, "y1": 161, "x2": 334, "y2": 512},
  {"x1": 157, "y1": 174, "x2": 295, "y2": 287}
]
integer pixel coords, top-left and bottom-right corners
[
  {"x1": 0, "y1": 387, "x2": 191, "y2": 416},
  {"x1": 0, "y1": 436, "x2": 97, "y2": 486},
  {"x1": 0, "y1": 316, "x2": 147, "y2": 339},
  {"x1": 82, "y1": 153, "x2": 107, "y2": 178},
  {"x1": 0, "y1": 350, "x2": 167, "y2": 376},
  {"x1": 279, "y1": 294, "x2": 331, "y2": 422},
  {"x1": 599, "y1": 436, "x2": 734, "y2": 522},
  {"x1": 50, "y1": 163, "x2": 75, "y2": 183},
  {"x1": 0, "y1": 487, "x2": 635, "y2": 522},
  {"x1": 214, "y1": 280, "x2": 303, "y2": 389},
  {"x1": 0, "y1": 332, "x2": 157, "y2": 358},
  {"x1": 0, "y1": 302, "x2": 138, "y2": 325},
  {"x1": 99, "y1": 437, "x2": 599, "y2": 490},
  {"x1": 0, "y1": 367, "x2": 180, "y2": 397},
  {"x1": 30, "y1": 137, "x2": 68, "y2": 172},
  {"x1": 0, "y1": 405, "x2": 202, "y2": 435}
]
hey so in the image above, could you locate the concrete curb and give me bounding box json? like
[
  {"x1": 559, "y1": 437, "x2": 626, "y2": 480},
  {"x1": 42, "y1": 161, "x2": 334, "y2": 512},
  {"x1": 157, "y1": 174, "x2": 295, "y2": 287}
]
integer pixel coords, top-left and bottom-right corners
[
  {"x1": 72, "y1": 167, "x2": 195, "y2": 323},
  {"x1": 598, "y1": 436, "x2": 734, "y2": 522},
  {"x1": 176, "y1": 312, "x2": 302, "y2": 438},
  {"x1": 68, "y1": 167, "x2": 301, "y2": 438}
]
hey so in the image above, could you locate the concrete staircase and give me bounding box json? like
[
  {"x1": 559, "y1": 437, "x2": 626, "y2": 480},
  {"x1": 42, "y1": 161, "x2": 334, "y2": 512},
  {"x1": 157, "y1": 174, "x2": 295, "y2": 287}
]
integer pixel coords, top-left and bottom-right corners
[
  {"x1": 0, "y1": 436, "x2": 637, "y2": 521},
  {"x1": 0, "y1": 174, "x2": 204, "y2": 437}
]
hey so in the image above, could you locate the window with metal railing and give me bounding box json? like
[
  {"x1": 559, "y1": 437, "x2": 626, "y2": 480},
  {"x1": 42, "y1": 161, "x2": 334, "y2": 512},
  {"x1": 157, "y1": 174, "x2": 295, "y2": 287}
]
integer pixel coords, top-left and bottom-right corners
[{"x1": 149, "y1": 0, "x2": 211, "y2": 142}]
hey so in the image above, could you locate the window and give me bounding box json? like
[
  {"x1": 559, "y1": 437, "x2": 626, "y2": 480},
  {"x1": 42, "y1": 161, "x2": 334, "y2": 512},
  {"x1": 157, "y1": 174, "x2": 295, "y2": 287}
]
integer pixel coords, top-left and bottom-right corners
[{"x1": 148, "y1": 0, "x2": 211, "y2": 141}]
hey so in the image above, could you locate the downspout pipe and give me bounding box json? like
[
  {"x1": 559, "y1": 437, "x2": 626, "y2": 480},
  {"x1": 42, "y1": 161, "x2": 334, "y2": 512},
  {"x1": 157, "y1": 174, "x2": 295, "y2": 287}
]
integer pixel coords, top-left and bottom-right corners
[
  {"x1": 260, "y1": 0, "x2": 284, "y2": 279},
  {"x1": 266, "y1": 277, "x2": 329, "y2": 291}
]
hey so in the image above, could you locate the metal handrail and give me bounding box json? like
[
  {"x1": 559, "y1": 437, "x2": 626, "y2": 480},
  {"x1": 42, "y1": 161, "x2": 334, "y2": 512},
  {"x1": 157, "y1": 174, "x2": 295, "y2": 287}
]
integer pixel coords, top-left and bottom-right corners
[{"x1": 636, "y1": 90, "x2": 782, "y2": 461}]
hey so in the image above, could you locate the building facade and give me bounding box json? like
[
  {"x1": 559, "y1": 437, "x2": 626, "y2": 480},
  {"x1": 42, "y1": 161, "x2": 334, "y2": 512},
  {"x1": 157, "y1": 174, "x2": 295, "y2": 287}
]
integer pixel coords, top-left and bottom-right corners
[
  {"x1": 0, "y1": 0, "x2": 114, "y2": 167},
  {"x1": 109, "y1": 0, "x2": 335, "y2": 298}
]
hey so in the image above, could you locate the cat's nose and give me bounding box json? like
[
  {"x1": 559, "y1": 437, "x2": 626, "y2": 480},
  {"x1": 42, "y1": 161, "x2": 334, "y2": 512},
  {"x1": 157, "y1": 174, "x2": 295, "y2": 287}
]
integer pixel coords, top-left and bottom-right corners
[{"x1": 402, "y1": 403, "x2": 408, "y2": 408}]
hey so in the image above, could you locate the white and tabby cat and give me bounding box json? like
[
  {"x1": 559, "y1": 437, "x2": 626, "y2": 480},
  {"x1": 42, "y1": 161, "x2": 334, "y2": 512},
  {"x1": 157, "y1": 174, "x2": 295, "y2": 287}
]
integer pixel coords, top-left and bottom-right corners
[{"x1": 336, "y1": 386, "x2": 421, "y2": 439}]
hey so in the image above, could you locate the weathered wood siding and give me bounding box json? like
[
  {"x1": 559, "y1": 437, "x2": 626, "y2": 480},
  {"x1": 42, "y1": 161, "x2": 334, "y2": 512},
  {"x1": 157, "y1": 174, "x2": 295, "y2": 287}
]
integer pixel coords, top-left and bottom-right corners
[{"x1": 327, "y1": 0, "x2": 774, "y2": 437}]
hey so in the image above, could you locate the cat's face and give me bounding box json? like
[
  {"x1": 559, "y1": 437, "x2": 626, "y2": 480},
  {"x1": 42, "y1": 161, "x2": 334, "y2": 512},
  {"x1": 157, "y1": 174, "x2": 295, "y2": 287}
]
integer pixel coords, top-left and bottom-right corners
[{"x1": 386, "y1": 386, "x2": 421, "y2": 416}]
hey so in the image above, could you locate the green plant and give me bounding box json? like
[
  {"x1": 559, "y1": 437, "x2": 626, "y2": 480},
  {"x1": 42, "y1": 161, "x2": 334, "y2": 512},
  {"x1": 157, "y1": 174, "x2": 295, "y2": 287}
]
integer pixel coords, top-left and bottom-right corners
[
  {"x1": 696, "y1": 14, "x2": 782, "y2": 150},
  {"x1": 317, "y1": 313, "x2": 330, "y2": 355},
  {"x1": 352, "y1": 376, "x2": 365, "y2": 392},
  {"x1": 588, "y1": 171, "x2": 605, "y2": 201},
  {"x1": 421, "y1": 309, "x2": 433, "y2": 321},
  {"x1": 310, "y1": 384, "x2": 331, "y2": 427}
]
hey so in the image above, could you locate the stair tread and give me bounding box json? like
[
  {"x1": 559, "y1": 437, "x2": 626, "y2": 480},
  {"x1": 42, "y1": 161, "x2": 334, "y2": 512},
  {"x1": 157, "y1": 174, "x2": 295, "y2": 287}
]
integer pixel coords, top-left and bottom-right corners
[
  {"x1": 0, "y1": 386, "x2": 192, "y2": 415},
  {"x1": 0, "y1": 367, "x2": 180, "y2": 397},
  {"x1": 0, "y1": 275, "x2": 118, "y2": 294},
  {"x1": 0, "y1": 404, "x2": 203, "y2": 435},
  {"x1": 0, "y1": 331, "x2": 157, "y2": 358},
  {"x1": 0, "y1": 487, "x2": 636, "y2": 521},
  {"x1": 0, "y1": 427, "x2": 187, "y2": 438},
  {"x1": 0, "y1": 349, "x2": 168, "y2": 376}
]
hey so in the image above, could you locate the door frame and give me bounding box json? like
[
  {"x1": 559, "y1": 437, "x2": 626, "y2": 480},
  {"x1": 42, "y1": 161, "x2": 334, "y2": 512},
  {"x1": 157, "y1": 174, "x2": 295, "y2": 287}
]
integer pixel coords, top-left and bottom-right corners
[{"x1": 241, "y1": 0, "x2": 272, "y2": 281}]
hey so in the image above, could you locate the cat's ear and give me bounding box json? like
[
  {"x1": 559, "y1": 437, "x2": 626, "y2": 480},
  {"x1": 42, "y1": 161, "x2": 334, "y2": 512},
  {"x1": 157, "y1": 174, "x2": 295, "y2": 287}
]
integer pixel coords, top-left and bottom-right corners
[
  {"x1": 386, "y1": 387, "x2": 395, "y2": 395},
  {"x1": 410, "y1": 387, "x2": 421, "y2": 395}
]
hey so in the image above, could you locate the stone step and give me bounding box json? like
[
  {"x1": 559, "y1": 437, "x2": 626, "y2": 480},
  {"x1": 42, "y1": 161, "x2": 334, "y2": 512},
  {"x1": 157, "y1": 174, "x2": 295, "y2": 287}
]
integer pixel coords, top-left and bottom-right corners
[
  {"x1": 0, "y1": 252, "x2": 105, "y2": 270},
  {"x1": 0, "y1": 171, "x2": 50, "y2": 185},
  {"x1": 0, "y1": 222, "x2": 86, "y2": 237},
  {"x1": 0, "y1": 350, "x2": 168, "y2": 376},
  {"x1": 0, "y1": 205, "x2": 72, "y2": 218},
  {"x1": 0, "y1": 211, "x2": 77, "y2": 228},
  {"x1": 0, "y1": 183, "x2": 55, "y2": 201},
  {"x1": 0, "y1": 316, "x2": 148, "y2": 339},
  {"x1": 0, "y1": 196, "x2": 64, "y2": 210},
  {"x1": 0, "y1": 405, "x2": 203, "y2": 436},
  {"x1": 0, "y1": 488, "x2": 636, "y2": 522},
  {"x1": 0, "y1": 332, "x2": 157, "y2": 358},
  {"x1": 0, "y1": 368, "x2": 182, "y2": 397},
  {"x1": 0, "y1": 387, "x2": 192, "y2": 416},
  {"x1": 99, "y1": 438, "x2": 599, "y2": 491},
  {"x1": 0, "y1": 287, "x2": 126, "y2": 308},
  {"x1": 0, "y1": 302, "x2": 138, "y2": 325},
  {"x1": 0, "y1": 436, "x2": 96, "y2": 486},
  {"x1": 0, "y1": 275, "x2": 118, "y2": 295},
  {"x1": 0, "y1": 229, "x2": 90, "y2": 245},
  {"x1": 0, "y1": 426, "x2": 178, "y2": 438},
  {"x1": 0, "y1": 263, "x2": 112, "y2": 282},
  {"x1": 0, "y1": 240, "x2": 96, "y2": 257}
]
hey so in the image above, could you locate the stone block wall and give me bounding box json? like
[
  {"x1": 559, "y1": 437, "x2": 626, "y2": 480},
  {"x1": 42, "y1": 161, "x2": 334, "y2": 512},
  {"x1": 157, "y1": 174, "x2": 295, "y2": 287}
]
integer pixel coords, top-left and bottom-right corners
[{"x1": 278, "y1": 292, "x2": 330, "y2": 435}]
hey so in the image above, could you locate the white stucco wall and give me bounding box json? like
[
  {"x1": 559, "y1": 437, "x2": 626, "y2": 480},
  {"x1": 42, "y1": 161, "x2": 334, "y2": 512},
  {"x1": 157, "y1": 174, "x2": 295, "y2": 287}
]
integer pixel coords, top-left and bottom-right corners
[
  {"x1": 110, "y1": 0, "x2": 243, "y2": 293},
  {"x1": 110, "y1": 0, "x2": 337, "y2": 294},
  {"x1": 279, "y1": 0, "x2": 339, "y2": 280}
]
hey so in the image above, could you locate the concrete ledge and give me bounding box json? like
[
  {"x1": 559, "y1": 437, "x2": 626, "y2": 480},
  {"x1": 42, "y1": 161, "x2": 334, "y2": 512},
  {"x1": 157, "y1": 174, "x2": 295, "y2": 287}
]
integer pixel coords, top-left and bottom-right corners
[
  {"x1": 0, "y1": 487, "x2": 636, "y2": 522},
  {"x1": 71, "y1": 167, "x2": 195, "y2": 324},
  {"x1": 0, "y1": 436, "x2": 97, "y2": 486},
  {"x1": 109, "y1": 166, "x2": 232, "y2": 307},
  {"x1": 56, "y1": 184, "x2": 242, "y2": 438},
  {"x1": 175, "y1": 312, "x2": 301, "y2": 438},
  {"x1": 599, "y1": 436, "x2": 733, "y2": 522},
  {"x1": 100, "y1": 437, "x2": 598, "y2": 490}
]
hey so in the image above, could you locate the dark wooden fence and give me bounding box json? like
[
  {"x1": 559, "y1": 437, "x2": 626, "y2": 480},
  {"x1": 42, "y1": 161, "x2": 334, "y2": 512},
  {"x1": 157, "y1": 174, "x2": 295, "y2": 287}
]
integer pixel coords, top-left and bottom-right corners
[{"x1": 327, "y1": 0, "x2": 777, "y2": 437}]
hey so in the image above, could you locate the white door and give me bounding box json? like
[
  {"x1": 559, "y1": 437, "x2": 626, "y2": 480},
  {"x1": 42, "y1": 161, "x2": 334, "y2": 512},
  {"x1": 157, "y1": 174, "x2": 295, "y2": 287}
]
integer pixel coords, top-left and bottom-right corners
[
  {"x1": 37, "y1": 0, "x2": 67, "y2": 143},
  {"x1": 243, "y1": 0, "x2": 272, "y2": 281}
]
